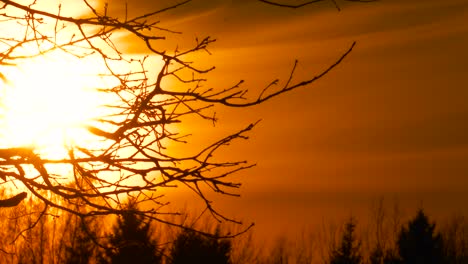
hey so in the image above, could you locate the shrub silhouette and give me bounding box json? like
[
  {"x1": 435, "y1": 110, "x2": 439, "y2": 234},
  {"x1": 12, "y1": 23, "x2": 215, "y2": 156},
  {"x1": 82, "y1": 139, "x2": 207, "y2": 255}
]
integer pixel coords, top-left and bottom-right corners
[
  {"x1": 169, "y1": 228, "x2": 231, "y2": 264},
  {"x1": 100, "y1": 201, "x2": 162, "y2": 264},
  {"x1": 397, "y1": 209, "x2": 444, "y2": 264},
  {"x1": 329, "y1": 217, "x2": 363, "y2": 264},
  {"x1": 369, "y1": 243, "x2": 401, "y2": 264}
]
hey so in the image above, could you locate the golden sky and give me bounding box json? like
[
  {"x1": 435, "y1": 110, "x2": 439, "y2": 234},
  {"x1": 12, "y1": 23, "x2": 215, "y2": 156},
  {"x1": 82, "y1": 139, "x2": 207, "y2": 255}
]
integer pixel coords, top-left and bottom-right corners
[
  {"x1": 106, "y1": 0, "x2": 468, "y2": 238},
  {"x1": 2, "y1": 0, "x2": 468, "y2": 240},
  {"x1": 94, "y1": 0, "x2": 468, "y2": 232}
]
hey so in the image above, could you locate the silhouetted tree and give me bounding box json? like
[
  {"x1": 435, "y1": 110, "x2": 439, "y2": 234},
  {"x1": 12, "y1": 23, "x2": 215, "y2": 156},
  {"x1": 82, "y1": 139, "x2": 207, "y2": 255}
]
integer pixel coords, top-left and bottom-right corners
[
  {"x1": 169, "y1": 227, "x2": 231, "y2": 264},
  {"x1": 397, "y1": 209, "x2": 444, "y2": 264},
  {"x1": 369, "y1": 242, "x2": 401, "y2": 264},
  {"x1": 368, "y1": 198, "x2": 403, "y2": 264},
  {"x1": 63, "y1": 215, "x2": 100, "y2": 264},
  {"x1": 0, "y1": 0, "x2": 372, "y2": 238},
  {"x1": 100, "y1": 201, "x2": 162, "y2": 264},
  {"x1": 441, "y1": 215, "x2": 468, "y2": 264},
  {"x1": 329, "y1": 217, "x2": 362, "y2": 264}
]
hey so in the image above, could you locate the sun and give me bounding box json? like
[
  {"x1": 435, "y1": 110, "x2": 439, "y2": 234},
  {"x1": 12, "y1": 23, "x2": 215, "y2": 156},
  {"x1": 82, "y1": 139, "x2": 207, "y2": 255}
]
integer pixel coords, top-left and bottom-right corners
[{"x1": 0, "y1": 51, "x2": 112, "y2": 159}]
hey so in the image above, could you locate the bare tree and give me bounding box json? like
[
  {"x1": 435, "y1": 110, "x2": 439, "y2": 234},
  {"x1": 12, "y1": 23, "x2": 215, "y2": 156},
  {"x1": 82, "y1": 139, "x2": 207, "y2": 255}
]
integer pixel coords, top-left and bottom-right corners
[{"x1": 0, "y1": 0, "x2": 366, "y2": 236}]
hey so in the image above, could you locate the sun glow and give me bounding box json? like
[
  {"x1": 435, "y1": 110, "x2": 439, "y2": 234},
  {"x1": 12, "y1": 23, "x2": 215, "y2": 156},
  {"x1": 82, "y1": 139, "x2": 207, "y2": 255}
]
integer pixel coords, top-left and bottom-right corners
[{"x1": 0, "y1": 52, "x2": 112, "y2": 159}]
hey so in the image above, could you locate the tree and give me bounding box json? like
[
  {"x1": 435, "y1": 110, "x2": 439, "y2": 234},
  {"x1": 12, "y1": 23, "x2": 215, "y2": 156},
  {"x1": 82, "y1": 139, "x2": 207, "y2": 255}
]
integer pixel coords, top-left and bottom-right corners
[
  {"x1": 368, "y1": 198, "x2": 402, "y2": 264},
  {"x1": 100, "y1": 200, "x2": 162, "y2": 264},
  {"x1": 369, "y1": 247, "x2": 400, "y2": 264},
  {"x1": 168, "y1": 227, "x2": 231, "y2": 264},
  {"x1": 62, "y1": 215, "x2": 101, "y2": 264},
  {"x1": 329, "y1": 217, "x2": 362, "y2": 264},
  {"x1": 440, "y1": 215, "x2": 468, "y2": 264},
  {"x1": 0, "y1": 0, "x2": 372, "y2": 235},
  {"x1": 397, "y1": 209, "x2": 444, "y2": 264}
]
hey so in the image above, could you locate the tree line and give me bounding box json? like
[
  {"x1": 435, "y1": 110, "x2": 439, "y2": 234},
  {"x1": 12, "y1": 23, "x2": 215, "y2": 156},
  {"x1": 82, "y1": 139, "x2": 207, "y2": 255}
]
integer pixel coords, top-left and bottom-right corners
[{"x1": 0, "y1": 194, "x2": 466, "y2": 264}]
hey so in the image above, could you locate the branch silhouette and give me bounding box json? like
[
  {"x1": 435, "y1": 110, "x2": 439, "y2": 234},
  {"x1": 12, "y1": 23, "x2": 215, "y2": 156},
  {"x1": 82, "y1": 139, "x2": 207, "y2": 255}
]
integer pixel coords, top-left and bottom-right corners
[
  {"x1": 258, "y1": 0, "x2": 377, "y2": 11},
  {"x1": 0, "y1": 0, "x2": 373, "y2": 236},
  {"x1": 0, "y1": 192, "x2": 27, "y2": 207}
]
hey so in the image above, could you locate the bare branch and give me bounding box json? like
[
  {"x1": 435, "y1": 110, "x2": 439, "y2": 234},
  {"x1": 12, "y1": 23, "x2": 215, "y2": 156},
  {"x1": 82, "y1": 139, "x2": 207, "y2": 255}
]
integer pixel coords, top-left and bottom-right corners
[
  {"x1": 258, "y1": 0, "x2": 378, "y2": 11},
  {"x1": 0, "y1": 192, "x2": 26, "y2": 207},
  {"x1": 0, "y1": 0, "x2": 372, "y2": 238}
]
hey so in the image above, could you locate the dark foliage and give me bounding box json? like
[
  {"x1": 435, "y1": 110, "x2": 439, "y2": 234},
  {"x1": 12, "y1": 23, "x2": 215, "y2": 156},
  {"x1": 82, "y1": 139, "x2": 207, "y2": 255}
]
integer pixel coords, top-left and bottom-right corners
[
  {"x1": 369, "y1": 246, "x2": 384, "y2": 264},
  {"x1": 369, "y1": 244, "x2": 401, "y2": 264},
  {"x1": 397, "y1": 209, "x2": 444, "y2": 264},
  {"x1": 169, "y1": 228, "x2": 231, "y2": 264},
  {"x1": 100, "y1": 201, "x2": 162, "y2": 264},
  {"x1": 330, "y1": 217, "x2": 363, "y2": 264}
]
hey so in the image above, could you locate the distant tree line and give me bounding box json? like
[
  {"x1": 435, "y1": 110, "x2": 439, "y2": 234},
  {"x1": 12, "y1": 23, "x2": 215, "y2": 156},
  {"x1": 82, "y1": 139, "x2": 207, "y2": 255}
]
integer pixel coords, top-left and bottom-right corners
[
  {"x1": 0, "y1": 193, "x2": 466, "y2": 264},
  {"x1": 330, "y1": 210, "x2": 448, "y2": 264}
]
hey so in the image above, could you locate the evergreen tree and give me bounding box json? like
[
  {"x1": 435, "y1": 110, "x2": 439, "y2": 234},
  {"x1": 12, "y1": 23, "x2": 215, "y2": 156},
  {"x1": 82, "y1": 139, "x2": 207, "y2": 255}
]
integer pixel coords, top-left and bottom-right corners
[
  {"x1": 100, "y1": 201, "x2": 162, "y2": 264},
  {"x1": 169, "y1": 227, "x2": 231, "y2": 264},
  {"x1": 329, "y1": 217, "x2": 362, "y2": 264},
  {"x1": 397, "y1": 209, "x2": 444, "y2": 264}
]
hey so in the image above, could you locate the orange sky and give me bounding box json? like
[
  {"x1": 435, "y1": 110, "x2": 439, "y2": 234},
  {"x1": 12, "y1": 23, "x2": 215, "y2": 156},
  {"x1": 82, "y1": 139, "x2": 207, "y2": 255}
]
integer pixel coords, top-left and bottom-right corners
[
  {"x1": 104, "y1": 0, "x2": 468, "y2": 239},
  {"x1": 2, "y1": 0, "x2": 467, "y2": 242}
]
